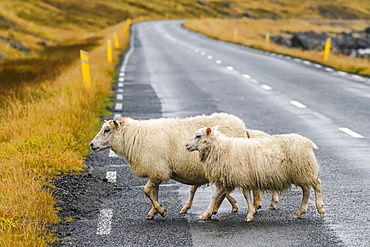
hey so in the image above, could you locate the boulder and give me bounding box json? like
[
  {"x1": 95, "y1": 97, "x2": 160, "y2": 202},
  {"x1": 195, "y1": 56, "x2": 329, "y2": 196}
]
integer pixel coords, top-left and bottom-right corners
[{"x1": 271, "y1": 36, "x2": 292, "y2": 47}]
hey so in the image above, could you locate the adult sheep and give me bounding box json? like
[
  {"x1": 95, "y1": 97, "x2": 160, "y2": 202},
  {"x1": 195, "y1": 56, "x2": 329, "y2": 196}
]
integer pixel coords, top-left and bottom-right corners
[
  {"x1": 90, "y1": 113, "x2": 250, "y2": 219},
  {"x1": 186, "y1": 126, "x2": 325, "y2": 221}
]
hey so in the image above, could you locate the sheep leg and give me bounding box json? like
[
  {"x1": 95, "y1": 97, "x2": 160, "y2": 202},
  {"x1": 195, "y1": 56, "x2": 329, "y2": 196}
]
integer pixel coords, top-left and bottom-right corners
[
  {"x1": 226, "y1": 194, "x2": 239, "y2": 212},
  {"x1": 147, "y1": 184, "x2": 159, "y2": 219},
  {"x1": 212, "y1": 193, "x2": 226, "y2": 215},
  {"x1": 313, "y1": 178, "x2": 325, "y2": 216},
  {"x1": 200, "y1": 186, "x2": 226, "y2": 220},
  {"x1": 213, "y1": 193, "x2": 238, "y2": 215},
  {"x1": 253, "y1": 190, "x2": 263, "y2": 210},
  {"x1": 243, "y1": 188, "x2": 256, "y2": 222},
  {"x1": 144, "y1": 180, "x2": 167, "y2": 219},
  {"x1": 180, "y1": 185, "x2": 198, "y2": 214},
  {"x1": 269, "y1": 190, "x2": 279, "y2": 210},
  {"x1": 294, "y1": 186, "x2": 310, "y2": 218}
]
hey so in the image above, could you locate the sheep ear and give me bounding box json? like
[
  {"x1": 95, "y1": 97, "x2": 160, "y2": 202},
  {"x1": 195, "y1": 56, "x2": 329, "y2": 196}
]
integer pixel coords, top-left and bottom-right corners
[
  {"x1": 246, "y1": 131, "x2": 251, "y2": 139},
  {"x1": 206, "y1": 128, "x2": 212, "y2": 135},
  {"x1": 113, "y1": 120, "x2": 119, "y2": 127}
]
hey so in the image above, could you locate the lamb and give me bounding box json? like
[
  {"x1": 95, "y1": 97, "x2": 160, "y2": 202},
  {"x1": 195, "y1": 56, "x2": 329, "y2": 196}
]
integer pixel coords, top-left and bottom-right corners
[
  {"x1": 90, "y1": 113, "x2": 250, "y2": 219},
  {"x1": 186, "y1": 126, "x2": 325, "y2": 221}
]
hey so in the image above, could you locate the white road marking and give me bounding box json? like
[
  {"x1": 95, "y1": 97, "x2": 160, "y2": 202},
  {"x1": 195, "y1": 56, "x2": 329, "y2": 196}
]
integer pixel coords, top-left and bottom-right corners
[
  {"x1": 290, "y1": 101, "x2": 307, "y2": 109},
  {"x1": 339, "y1": 128, "x2": 364, "y2": 138},
  {"x1": 207, "y1": 55, "x2": 213, "y2": 59},
  {"x1": 115, "y1": 103, "x2": 122, "y2": 110},
  {"x1": 113, "y1": 114, "x2": 121, "y2": 119},
  {"x1": 118, "y1": 77, "x2": 124, "y2": 82},
  {"x1": 352, "y1": 75, "x2": 365, "y2": 81},
  {"x1": 106, "y1": 171, "x2": 117, "y2": 183},
  {"x1": 117, "y1": 94, "x2": 123, "y2": 100},
  {"x1": 119, "y1": 72, "x2": 125, "y2": 77},
  {"x1": 303, "y1": 61, "x2": 311, "y2": 65},
  {"x1": 117, "y1": 88, "x2": 124, "y2": 93},
  {"x1": 337, "y1": 71, "x2": 347, "y2": 76},
  {"x1": 118, "y1": 83, "x2": 124, "y2": 88},
  {"x1": 215, "y1": 60, "x2": 222, "y2": 64},
  {"x1": 200, "y1": 51, "x2": 206, "y2": 55},
  {"x1": 325, "y1": 68, "x2": 334, "y2": 72},
  {"x1": 251, "y1": 79, "x2": 258, "y2": 83},
  {"x1": 314, "y1": 64, "x2": 322, "y2": 69},
  {"x1": 120, "y1": 66, "x2": 125, "y2": 72},
  {"x1": 96, "y1": 209, "x2": 113, "y2": 235},
  {"x1": 242, "y1": 74, "x2": 251, "y2": 79},
  {"x1": 294, "y1": 58, "x2": 302, "y2": 62},
  {"x1": 226, "y1": 66, "x2": 234, "y2": 70},
  {"x1": 261, "y1": 85, "x2": 272, "y2": 90}
]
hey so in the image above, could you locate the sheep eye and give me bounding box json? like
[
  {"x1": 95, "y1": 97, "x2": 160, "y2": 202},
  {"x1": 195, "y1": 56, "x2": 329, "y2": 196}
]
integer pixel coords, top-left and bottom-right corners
[{"x1": 196, "y1": 134, "x2": 201, "y2": 139}]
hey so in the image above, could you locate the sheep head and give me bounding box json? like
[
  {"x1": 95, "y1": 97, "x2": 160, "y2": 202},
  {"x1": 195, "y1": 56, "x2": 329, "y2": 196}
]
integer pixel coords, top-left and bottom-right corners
[
  {"x1": 186, "y1": 125, "x2": 219, "y2": 152},
  {"x1": 90, "y1": 119, "x2": 122, "y2": 152}
]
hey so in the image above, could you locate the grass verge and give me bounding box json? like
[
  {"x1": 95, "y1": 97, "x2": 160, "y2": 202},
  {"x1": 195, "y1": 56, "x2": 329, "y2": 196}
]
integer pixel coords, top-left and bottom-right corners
[
  {"x1": 0, "y1": 20, "x2": 130, "y2": 246},
  {"x1": 184, "y1": 18, "x2": 370, "y2": 75}
]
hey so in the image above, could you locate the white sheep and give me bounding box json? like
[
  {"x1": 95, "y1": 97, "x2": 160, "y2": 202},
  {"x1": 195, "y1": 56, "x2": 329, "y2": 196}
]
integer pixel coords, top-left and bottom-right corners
[
  {"x1": 90, "y1": 113, "x2": 249, "y2": 219},
  {"x1": 186, "y1": 126, "x2": 325, "y2": 221}
]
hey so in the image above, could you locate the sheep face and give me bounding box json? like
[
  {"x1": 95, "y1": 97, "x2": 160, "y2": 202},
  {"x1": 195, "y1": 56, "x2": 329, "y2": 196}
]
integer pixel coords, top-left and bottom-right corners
[
  {"x1": 90, "y1": 120, "x2": 120, "y2": 152},
  {"x1": 186, "y1": 126, "x2": 219, "y2": 152}
]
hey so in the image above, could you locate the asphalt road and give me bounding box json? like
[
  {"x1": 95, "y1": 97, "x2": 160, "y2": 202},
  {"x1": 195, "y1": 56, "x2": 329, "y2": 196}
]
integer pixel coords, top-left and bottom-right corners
[{"x1": 56, "y1": 20, "x2": 370, "y2": 246}]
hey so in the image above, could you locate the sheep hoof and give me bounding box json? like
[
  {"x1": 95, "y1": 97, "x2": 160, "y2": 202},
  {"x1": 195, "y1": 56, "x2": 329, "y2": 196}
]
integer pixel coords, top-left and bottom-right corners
[
  {"x1": 146, "y1": 214, "x2": 155, "y2": 220},
  {"x1": 320, "y1": 210, "x2": 325, "y2": 217},
  {"x1": 245, "y1": 217, "x2": 253, "y2": 222},
  {"x1": 254, "y1": 203, "x2": 262, "y2": 210},
  {"x1": 180, "y1": 209, "x2": 188, "y2": 214},
  {"x1": 199, "y1": 214, "x2": 209, "y2": 220},
  {"x1": 212, "y1": 210, "x2": 218, "y2": 215},
  {"x1": 232, "y1": 206, "x2": 239, "y2": 212},
  {"x1": 269, "y1": 205, "x2": 276, "y2": 210},
  {"x1": 159, "y1": 208, "x2": 167, "y2": 217}
]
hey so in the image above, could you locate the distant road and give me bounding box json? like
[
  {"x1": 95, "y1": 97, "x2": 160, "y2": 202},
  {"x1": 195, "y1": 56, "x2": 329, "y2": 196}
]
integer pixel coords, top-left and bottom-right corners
[{"x1": 61, "y1": 20, "x2": 370, "y2": 246}]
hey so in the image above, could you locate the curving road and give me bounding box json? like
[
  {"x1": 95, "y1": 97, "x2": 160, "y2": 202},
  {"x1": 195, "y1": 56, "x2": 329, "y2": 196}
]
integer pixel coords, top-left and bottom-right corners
[{"x1": 60, "y1": 20, "x2": 370, "y2": 246}]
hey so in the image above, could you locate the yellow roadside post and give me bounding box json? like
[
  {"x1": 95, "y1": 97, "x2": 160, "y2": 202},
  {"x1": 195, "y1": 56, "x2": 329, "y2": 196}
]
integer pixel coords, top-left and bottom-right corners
[
  {"x1": 140, "y1": 16, "x2": 144, "y2": 22},
  {"x1": 80, "y1": 50, "x2": 91, "y2": 89},
  {"x1": 114, "y1": 33, "x2": 119, "y2": 48},
  {"x1": 165, "y1": 13, "x2": 169, "y2": 20},
  {"x1": 265, "y1": 32, "x2": 270, "y2": 45},
  {"x1": 234, "y1": 28, "x2": 238, "y2": 39},
  {"x1": 323, "y1": 37, "x2": 331, "y2": 61},
  {"x1": 107, "y1": 39, "x2": 112, "y2": 63}
]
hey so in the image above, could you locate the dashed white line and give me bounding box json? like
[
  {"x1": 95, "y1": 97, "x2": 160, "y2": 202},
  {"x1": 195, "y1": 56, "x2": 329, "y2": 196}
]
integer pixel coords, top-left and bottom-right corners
[
  {"x1": 119, "y1": 72, "x2": 125, "y2": 77},
  {"x1": 200, "y1": 51, "x2": 206, "y2": 55},
  {"x1": 207, "y1": 55, "x2": 213, "y2": 59},
  {"x1": 106, "y1": 171, "x2": 117, "y2": 183},
  {"x1": 96, "y1": 209, "x2": 113, "y2": 235},
  {"x1": 113, "y1": 114, "x2": 121, "y2": 120},
  {"x1": 303, "y1": 61, "x2": 311, "y2": 65},
  {"x1": 118, "y1": 77, "x2": 124, "y2": 82},
  {"x1": 251, "y1": 79, "x2": 258, "y2": 83},
  {"x1": 314, "y1": 64, "x2": 322, "y2": 69},
  {"x1": 117, "y1": 88, "x2": 124, "y2": 93},
  {"x1": 226, "y1": 66, "x2": 234, "y2": 70},
  {"x1": 261, "y1": 85, "x2": 272, "y2": 90},
  {"x1": 242, "y1": 74, "x2": 251, "y2": 79},
  {"x1": 325, "y1": 68, "x2": 334, "y2": 72},
  {"x1": 339, "y1": 128, "x2": 364, "y2": 138},
  {"x1": 215, "y1": 60, "x2": 222, "y2": 64},
  {"x1": 290, "y1": 101, "x2": 307, "y2": 109},
  {"x1": 118, "y1": 83, "x2": 124, "y2": 88},
  {"x1": 337, "y1": 71, "x2": 347, "y2": 76},
  {"x1": 352, "y1": 75, "x2": 365, "y2": 81},
  {"x1": 115, "y1": 103, "x2": 122, "y2": 110},
  {"x1": 116, "y1": 94, "x2": 123, "y2": 100}
]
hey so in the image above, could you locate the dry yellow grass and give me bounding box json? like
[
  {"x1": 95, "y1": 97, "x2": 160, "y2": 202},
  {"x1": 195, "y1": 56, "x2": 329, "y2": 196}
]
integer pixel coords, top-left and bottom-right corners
[
  {"x1": 184, "y1": 18, "x2": 370, "y2": 75},
  {"x1": 0, "y1": 20, "x2": 130, "y2": 246}
]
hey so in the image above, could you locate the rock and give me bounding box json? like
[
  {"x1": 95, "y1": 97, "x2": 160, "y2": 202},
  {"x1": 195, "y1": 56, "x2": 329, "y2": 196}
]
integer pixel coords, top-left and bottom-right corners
[
  {"x1": 197, "y1": 0, "x2": 206, "y2": 6},
  {"x1": 291, "y1": 31, "x2": 328, "y2": 50},
  {"x1": 242, "y1": 12, "x2": 250, "y2": 18},
  {"x1": 271, "y1": 36, "x2": 292, "y2": 47},
  {"x1": 365, "y1": 26, "x2": 370, "y2": 35},
  {"x1": 222, "y1": 1, "x2": 230, "y2": 9}
]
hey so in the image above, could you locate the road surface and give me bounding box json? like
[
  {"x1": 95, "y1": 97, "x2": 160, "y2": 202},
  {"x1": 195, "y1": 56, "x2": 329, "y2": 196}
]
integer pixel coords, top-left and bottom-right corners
[{"x1": 56, "y1": 20, "x2": 370, "y2": 246}]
